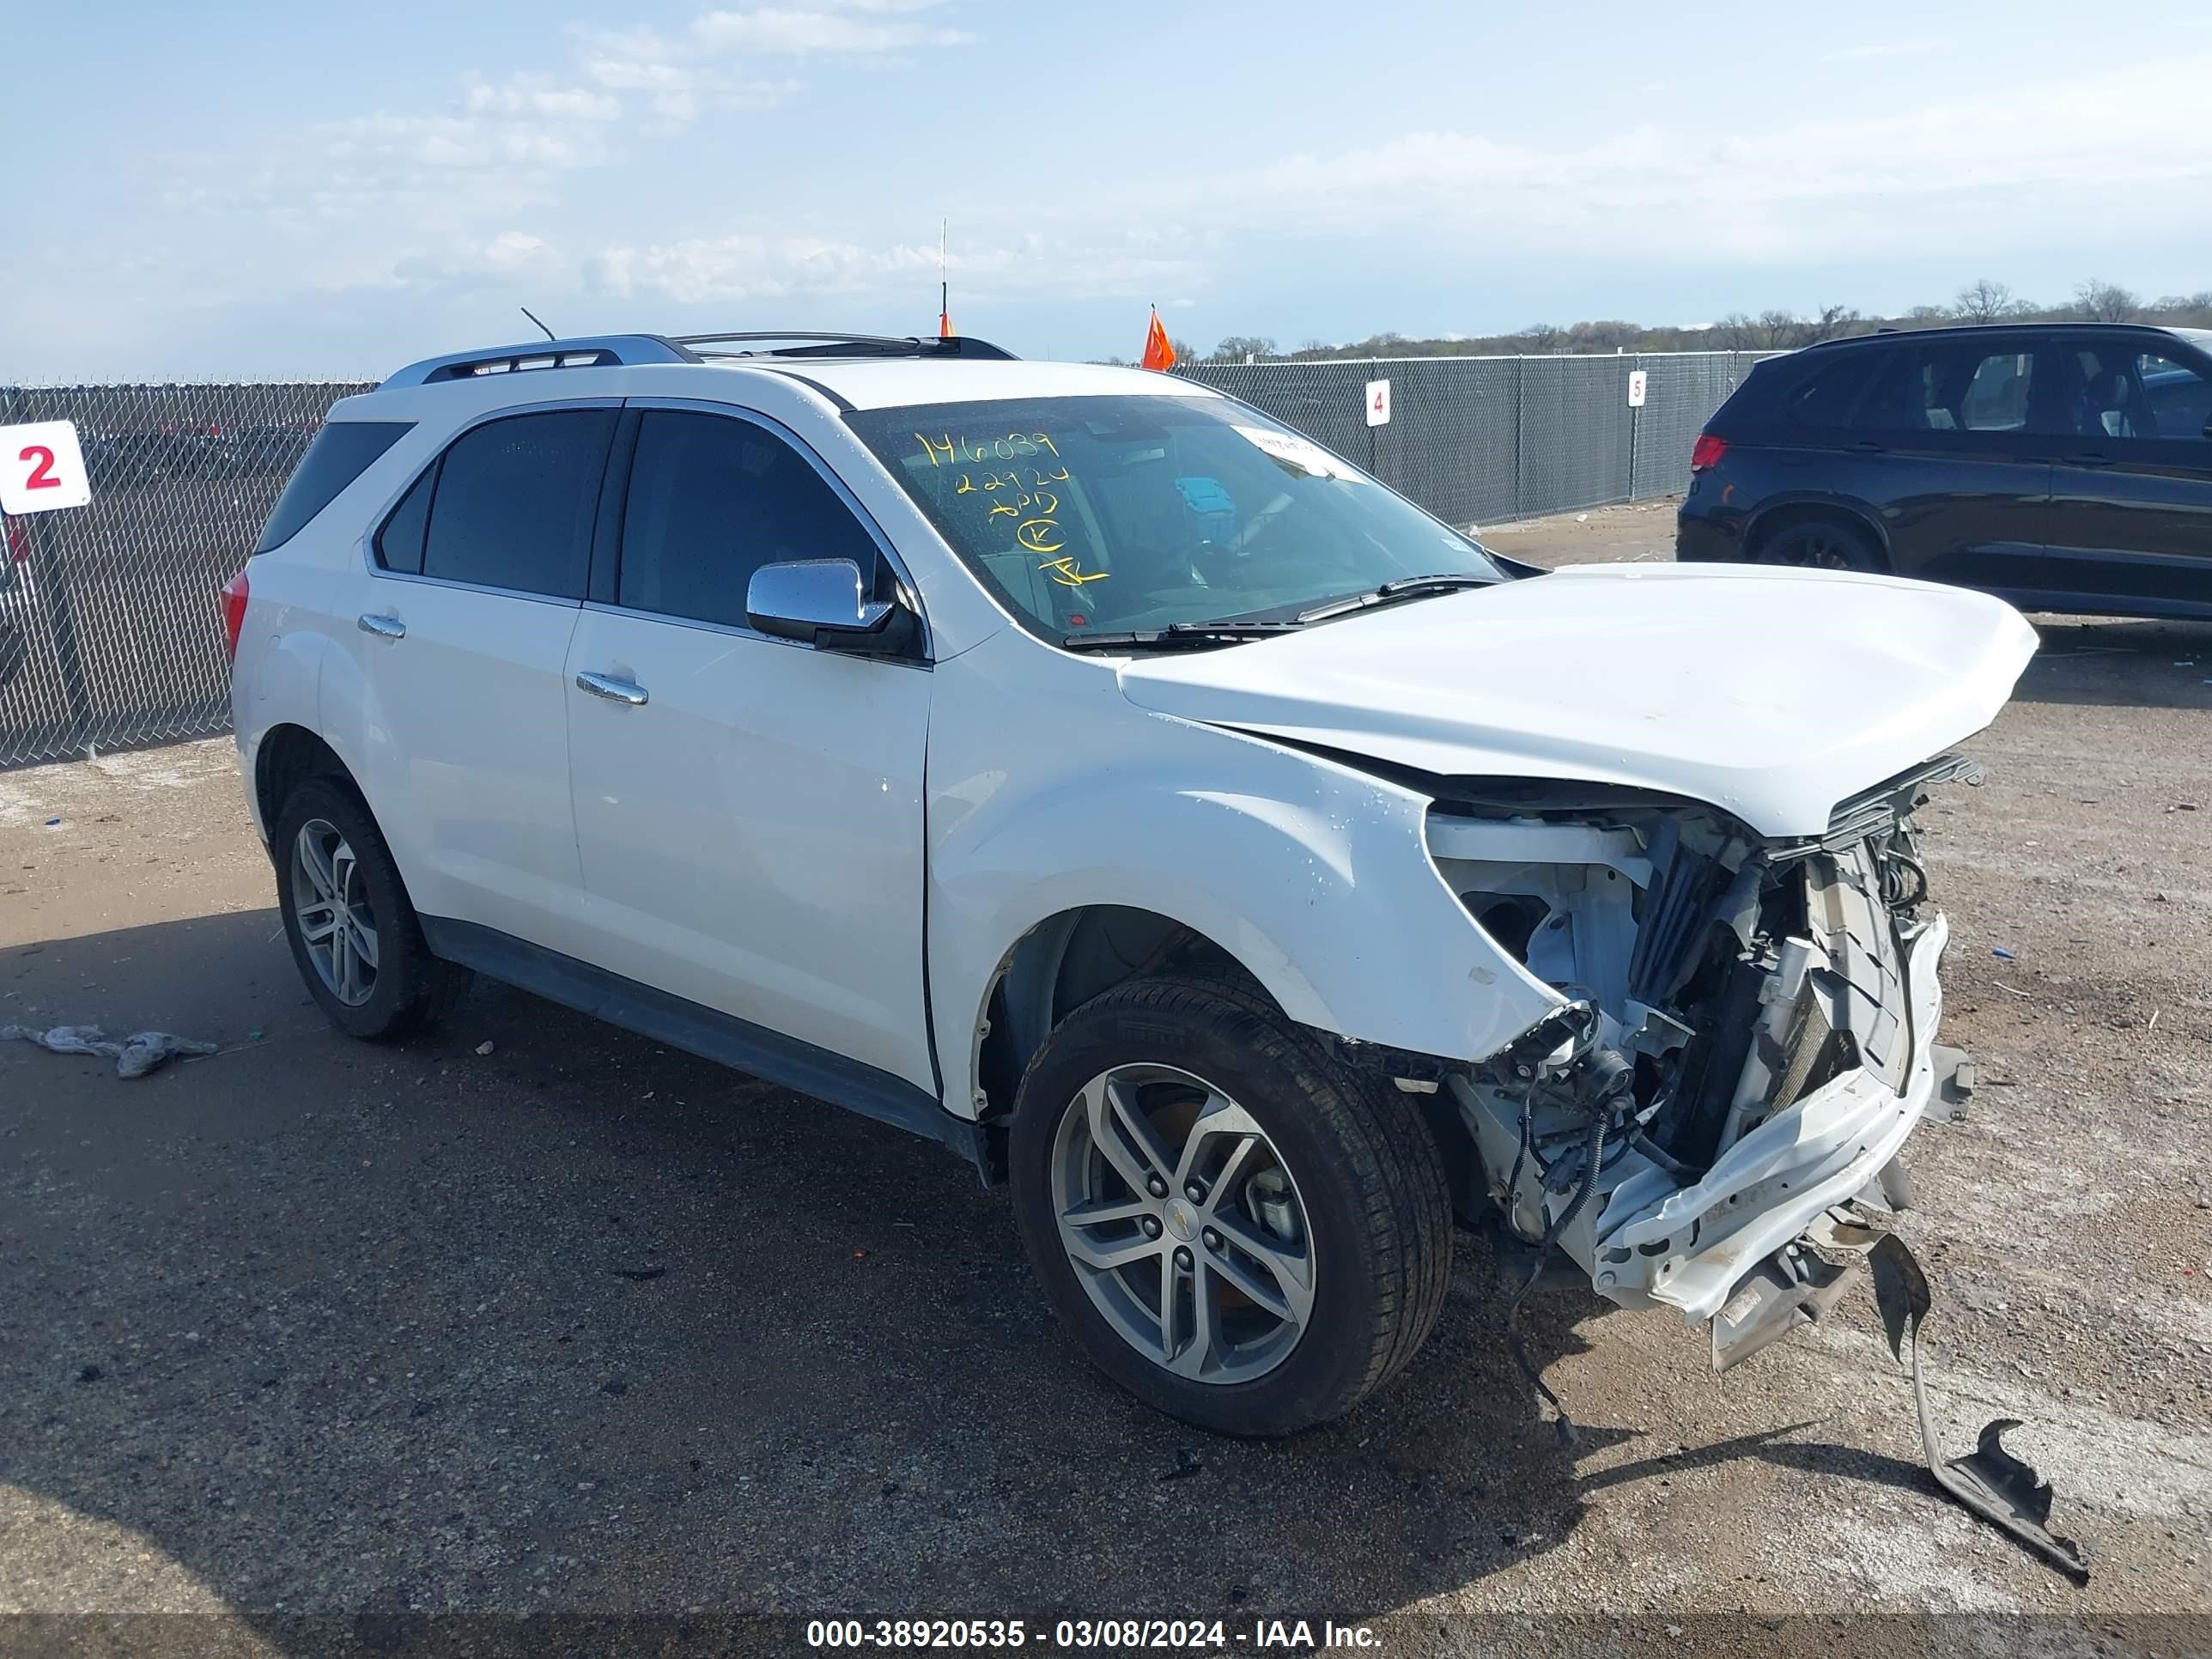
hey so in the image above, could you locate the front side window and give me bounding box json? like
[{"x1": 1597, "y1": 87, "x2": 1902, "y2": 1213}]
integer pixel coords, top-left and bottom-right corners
[
  {"x1": 417, "y1": 409, "x2": 615, "y2": 599},
  {"x1": 2137, "y1": 352, "x2": 2212, "y2": 441},
  {"x1": 617, "y1": 411, "x2": 881, "y2": 629},
  {"x1": 846, "y1": 395, "x2": 1498, "y2": 641}
]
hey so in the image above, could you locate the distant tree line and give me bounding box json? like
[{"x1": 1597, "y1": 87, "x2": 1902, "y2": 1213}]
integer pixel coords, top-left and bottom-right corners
[{"x1": 1146, "y1": 280, "x2": 2212, "y2": 363}]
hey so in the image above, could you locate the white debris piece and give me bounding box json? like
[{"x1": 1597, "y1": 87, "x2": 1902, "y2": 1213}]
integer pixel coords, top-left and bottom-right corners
[{"x1": 2, "y1": 1023, "x2": 220, "y2": 1079}]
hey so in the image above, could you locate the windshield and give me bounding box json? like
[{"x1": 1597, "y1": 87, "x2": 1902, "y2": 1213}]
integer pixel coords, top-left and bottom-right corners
[{"x1": 846, "y1": 394, "x2": 1499, "y2": 642}]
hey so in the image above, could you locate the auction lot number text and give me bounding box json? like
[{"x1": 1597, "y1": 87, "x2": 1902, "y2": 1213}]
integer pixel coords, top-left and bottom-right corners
[{"x1": 808, "y1": 1619, "x2": 1378, "y2": 1650}]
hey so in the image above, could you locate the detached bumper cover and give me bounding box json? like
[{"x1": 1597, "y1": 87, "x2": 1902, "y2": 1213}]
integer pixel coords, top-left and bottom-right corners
[{"x1": 1592, "y1": 913, "x2": 1948, "y2": 1322}]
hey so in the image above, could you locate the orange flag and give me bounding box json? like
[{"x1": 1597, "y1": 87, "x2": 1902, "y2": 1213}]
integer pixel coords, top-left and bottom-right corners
[
  {"x1": 939, "y1": 306, "x2": 954, "y2": 338},
  {"x1": 1140, "y1": 307, "x2": 1177, "y2": 372}
]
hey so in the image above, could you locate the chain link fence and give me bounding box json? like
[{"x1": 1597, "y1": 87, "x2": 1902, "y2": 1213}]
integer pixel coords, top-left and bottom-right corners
[
  {"x1": 0, "y1": 351, "x2": 1771, "y2": 769},
  {"x1": 1176, "y1": 350, "x2": 1776, "y2": 528},
  {"x1": 0, "y1": 382, "x2": 372, "y2": 767}
]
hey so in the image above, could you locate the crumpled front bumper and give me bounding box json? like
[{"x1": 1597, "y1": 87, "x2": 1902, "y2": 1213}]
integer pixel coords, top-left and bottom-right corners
[{"x1": 1590, "y1": 911, "x2": 1948, "y2": 1322}]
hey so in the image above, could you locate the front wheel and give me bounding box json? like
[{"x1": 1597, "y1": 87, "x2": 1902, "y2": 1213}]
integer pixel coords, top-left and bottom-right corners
[{"x1": 1008, "y1": 975, "x2": 1452, "y2": 1436}]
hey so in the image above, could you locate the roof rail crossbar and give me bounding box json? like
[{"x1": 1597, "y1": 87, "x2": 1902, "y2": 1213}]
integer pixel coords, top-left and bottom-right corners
[
  {"x1": 673, "y1": 331, "x2": 1019, "y2": 362},
  {"x1": 380, "y1": 334, "x2": 701, "y2": 389}
]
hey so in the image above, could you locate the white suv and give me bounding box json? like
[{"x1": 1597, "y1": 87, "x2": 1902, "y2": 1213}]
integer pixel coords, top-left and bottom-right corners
[{"x1": 227, "y1": 331, "x2": 2036, "y2": 1437}]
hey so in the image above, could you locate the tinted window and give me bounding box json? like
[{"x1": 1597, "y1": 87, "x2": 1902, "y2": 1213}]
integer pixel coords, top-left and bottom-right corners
[
  {"x1": 1859, "y1": 342, "x2": 2051, "y2": 434},
  {"x1": 374, "y1": 465, "x2": 434, "y2": 574},
  {"x1": 2137, "y1": 353, "x2": 2212, "y2": 441},
  {"x1": 421, "y1": 410, "x2": 614, "y2": 598},
  {"x1": 617, "y1": 411, "x2": 879, "y2": 628},
  {"x1": 252, "y1": 421, "x2": 411, "y2": 553},
  {"x1": 1786, "y1": 352, "x2": 1882, "y2": 427}
]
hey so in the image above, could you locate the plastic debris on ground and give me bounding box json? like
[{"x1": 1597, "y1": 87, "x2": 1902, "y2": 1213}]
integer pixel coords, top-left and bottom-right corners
[
  {"x1": 2, "y1": 1023, "x2": 220, "y2": 1079},
  {"x1": 1992, "y1": 946, "x2": 2017, "y2": 960}
]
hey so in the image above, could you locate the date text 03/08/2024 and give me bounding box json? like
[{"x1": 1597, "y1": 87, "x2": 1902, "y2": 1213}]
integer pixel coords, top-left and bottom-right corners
[{"x1": 805, "y1": 1618, "x2": 1382, "y2": 1650}]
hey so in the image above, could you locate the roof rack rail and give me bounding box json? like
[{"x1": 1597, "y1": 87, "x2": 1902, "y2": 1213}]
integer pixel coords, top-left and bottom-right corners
[
  {"x1": 378, "y1": 329, "x2": 1020, "y2": 390},
  {"x1": 379, "y1": 334, "x2": 701, "y2": 389},
  {"x1": 673, "y1": 331, "x2": 1018, "y2": 362}
]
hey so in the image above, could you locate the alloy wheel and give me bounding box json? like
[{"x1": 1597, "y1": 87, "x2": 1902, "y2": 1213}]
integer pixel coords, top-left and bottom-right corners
[
  {"x1": 1048, "y1": 1063, "x2": 1315, "y2": 1384},
  {"x1": 291, "y1": 817, "x2": 379, "y2": 1006}
]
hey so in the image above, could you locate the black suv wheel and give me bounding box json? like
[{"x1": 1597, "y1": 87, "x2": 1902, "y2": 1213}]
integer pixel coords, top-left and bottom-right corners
[{"x1": 1756, "y1": 517, "x2": 1884, "y2": 572}]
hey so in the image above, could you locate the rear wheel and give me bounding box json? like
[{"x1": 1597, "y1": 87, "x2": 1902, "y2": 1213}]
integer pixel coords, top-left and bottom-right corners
[
  {"x1": 273, "y1": 778, "x2": 470, "y2": 1040},
  {"x1": 1755, "y1": 517, "x2": 1884, "y2": 572},
  {"x1": 1008, "y1": 975, "x2": 1453, "y2": 1436}
]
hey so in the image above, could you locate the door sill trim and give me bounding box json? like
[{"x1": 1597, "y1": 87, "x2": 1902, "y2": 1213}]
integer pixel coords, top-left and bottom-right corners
[{"x1": 418, "y1": 917, "x2": 983, "y2": 1167}]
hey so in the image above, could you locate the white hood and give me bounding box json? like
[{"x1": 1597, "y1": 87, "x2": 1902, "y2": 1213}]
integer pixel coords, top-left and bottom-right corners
[{"x1": 1117, "y1": 562, "x2": 2039, "y2": 838}]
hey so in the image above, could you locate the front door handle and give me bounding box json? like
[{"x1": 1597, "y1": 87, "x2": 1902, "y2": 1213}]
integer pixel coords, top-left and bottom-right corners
[
  {"x1": 356, "y1": 613, "x2": 405, "y2": 640},
  {"x1": 2063, "y1": 452, "x2": 2116, "y2": 467},
  {"x1": 575, "y1": 671, "x2": 648, "y2": 706}
]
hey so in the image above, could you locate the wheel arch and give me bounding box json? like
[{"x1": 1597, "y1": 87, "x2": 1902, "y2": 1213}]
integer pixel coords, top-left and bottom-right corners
[
  {"x1": 254, "y1": 722, "x2": 365, "y2": 848},
  {"x1": 1743, "y1": 496, "x2": 1892, "y2": 568},
  {"x1": 971, "y1": 904, "x2": 1273, "y2": 1131}
]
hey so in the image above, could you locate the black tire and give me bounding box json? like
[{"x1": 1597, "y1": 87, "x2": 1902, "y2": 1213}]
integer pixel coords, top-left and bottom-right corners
[
  {"x1": 1008, "y1": 974, "x2": 1453, "y2": 1436},
  {"x1": 272, "y1": 777, "x2": 471, "y2": 1041},
  {"x1": 1754, "y1": 516, "x2": 1885, "y2": 572}
]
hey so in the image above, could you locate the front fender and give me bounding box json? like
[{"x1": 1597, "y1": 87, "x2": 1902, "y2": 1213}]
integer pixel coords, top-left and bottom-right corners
[{"x1": 926, "y1": 632, "x2": 1559, "y2": 1115}]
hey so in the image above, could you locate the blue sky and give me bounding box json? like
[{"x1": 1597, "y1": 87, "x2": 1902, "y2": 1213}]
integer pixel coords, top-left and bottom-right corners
[{"x1": 9, "y1": 0, "x2": 2211, "y2": 380}]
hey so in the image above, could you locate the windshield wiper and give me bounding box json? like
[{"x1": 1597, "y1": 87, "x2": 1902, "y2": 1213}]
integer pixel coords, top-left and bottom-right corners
[
  {"x1": 1060, "y1": 620, "x2": 1305, "y2": 653},
  {"x1": 1295, "y1": 572, "x2": 1495, "y2": 624}
]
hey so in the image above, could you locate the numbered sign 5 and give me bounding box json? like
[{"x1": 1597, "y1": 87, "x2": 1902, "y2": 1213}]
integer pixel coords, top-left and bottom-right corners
[
  {"x1": 1364, "y1": 379, "x2": 1391, "y2": 428},
  {"x1": 0, "y1": 420, "x2": 93, "y2": 515}
]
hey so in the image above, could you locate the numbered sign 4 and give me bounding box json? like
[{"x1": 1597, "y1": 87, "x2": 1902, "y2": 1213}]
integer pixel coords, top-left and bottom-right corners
[
  {"x1": 1364, "y1": 379, "x2": 1391, "y2": 428},
  {"x1": 0, "y1": 420, "x2": 93, "y2": 515}
]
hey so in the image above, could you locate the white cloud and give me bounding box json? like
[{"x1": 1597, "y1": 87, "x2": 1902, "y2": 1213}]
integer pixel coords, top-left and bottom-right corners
[
  {"x1": 463, "y1": 76, "x2": 620, "y2": 122},
  {"x1": 1820, "y1": 38, "x2": 1946, "y2": 64},
  {"x1": 1169, "y1": 52, "x2": 2212, "y2": 267},
  {"x1": 583, "y1": 229, "x2": 1200, "y2": 308},
  {"x1": 688, "y1": 5, "x2": 971, "y2": 55}
]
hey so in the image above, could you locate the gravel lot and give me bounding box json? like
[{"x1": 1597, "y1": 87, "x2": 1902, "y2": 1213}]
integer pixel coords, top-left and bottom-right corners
[{"x1": 2, "y1": 503, "x2": 2208, "y2": 1655}]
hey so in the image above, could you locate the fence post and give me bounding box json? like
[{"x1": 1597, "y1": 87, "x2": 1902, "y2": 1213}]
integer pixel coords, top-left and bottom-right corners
[
  {"x1": 27, "y1": 505, "x2": 94, "y2": 759},
  {"x1": 1510, "y1": 356, "x2": 1525, "y2": 522},
  {"x1": 1626, "y1": 354, "x2": 1640, "y2": 503}
]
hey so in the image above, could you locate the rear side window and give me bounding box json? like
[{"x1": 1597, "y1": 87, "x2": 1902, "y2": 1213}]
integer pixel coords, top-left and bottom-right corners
[
  {"x1": 1859, "y1": 341, "x2": 2053, "y2": 434},
  {"x1": 252, "y1": 421, "x2": 411, "y2": 553},
  {"x1": 1786, "y1": 352, "x2": 1884, "y2": 428},
  {"x1": 374, "y1": 465, "x2": 435, "y2": 575},
  {"x1": 617, "y1": 410, "x2": 881, "y2": 629},
  {"x1": 419, "y1": 410, "x2": 615, "y2": 599}
]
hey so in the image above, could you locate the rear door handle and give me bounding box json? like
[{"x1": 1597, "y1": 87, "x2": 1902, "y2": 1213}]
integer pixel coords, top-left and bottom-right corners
[
  {"x1": 1844, "y1": 439, "x2": 1885, "y2": 453},
  {"x1": 575, "y1": 671, "x2": 648, "y2": 706},
  {"x1": 2064, "y1": 452, "x2": 2116, "y2": 466},
  {"x1": 356, "y1": 613, "x2": 405, "y2": 640}
]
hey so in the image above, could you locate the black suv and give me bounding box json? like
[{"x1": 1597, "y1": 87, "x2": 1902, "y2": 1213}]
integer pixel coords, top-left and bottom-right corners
[{"x1": 1676, "y1": 322, "x2": 2212, "y2": 619}]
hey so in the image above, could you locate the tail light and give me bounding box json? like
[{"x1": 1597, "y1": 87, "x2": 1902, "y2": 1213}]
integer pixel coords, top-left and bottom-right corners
[
  {"x1": 219, "y1": 567, "x2": 250, "y2": 662},
  {"x1": 1689, "y1": 433, "x2": 1729, "y2": 471}
]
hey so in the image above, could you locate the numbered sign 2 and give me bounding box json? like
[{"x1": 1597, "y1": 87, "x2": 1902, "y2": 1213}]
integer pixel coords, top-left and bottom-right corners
[
  {"x1": 1364, "y1": 379, "x2": 1391, "y2": 428},
  {"x1": 0, "y1": 420, "x2": 93, "y2": 515}
]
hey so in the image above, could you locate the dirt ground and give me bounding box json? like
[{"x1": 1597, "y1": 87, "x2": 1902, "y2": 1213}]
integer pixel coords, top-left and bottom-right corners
[{"x1": 2, "y1": 504, "x2": 2208, "y2": 1656}]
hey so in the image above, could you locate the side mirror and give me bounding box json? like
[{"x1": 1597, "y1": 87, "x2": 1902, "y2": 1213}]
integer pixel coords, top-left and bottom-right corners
[{"x1": 745, "y1": 558, "x2": 913, "y2": 654}]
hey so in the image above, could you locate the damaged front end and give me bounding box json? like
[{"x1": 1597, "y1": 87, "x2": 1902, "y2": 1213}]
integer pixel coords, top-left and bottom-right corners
[
  {"x1": 1425, "y1": 752, "x2": 2087, "y2": 1578},
  {"x1": 1434, "y1": 752, "x2": 1977, "y2": 1331}
]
